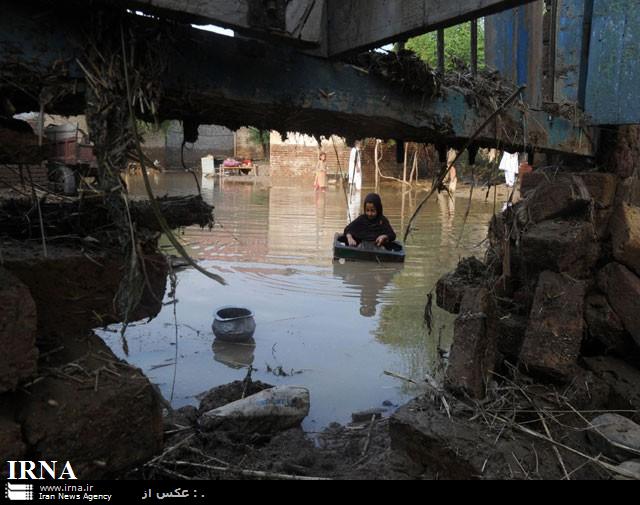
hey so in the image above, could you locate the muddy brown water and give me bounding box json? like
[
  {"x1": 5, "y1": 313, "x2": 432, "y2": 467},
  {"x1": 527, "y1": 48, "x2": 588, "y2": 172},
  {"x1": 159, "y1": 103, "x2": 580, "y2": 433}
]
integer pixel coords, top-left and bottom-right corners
[{"x1": 99, "y1": 173, "x2": 496, "y2": 430}]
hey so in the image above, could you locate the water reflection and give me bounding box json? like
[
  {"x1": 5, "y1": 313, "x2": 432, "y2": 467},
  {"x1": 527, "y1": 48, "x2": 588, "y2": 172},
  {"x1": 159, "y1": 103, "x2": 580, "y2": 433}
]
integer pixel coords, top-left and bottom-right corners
[
  {"x1": 212, "y1": 341, "x2": 256, "y2": 370},
  {"x1": 333, "y1": 262, "x2": 403, "y2": 318},
  {"x1": 104, "y1": 175, "x2": 495, "y2": 429}
]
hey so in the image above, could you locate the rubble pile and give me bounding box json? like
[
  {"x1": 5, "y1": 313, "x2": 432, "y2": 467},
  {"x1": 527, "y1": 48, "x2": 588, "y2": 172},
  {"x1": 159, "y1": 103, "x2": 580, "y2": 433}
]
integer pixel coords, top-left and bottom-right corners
[{"x1": 424, "y1": 166, "x2": 640, "y2": 479}]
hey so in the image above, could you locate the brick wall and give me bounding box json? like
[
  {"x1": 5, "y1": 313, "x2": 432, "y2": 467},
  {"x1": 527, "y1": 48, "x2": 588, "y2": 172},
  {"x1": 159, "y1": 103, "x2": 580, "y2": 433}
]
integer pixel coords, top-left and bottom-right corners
[
  {"x1": 269, "y1": 136, "x2": 435, "y2": 184},
  {"x1": 270, "y1": 143, "x2": 351, "y2": 177}
]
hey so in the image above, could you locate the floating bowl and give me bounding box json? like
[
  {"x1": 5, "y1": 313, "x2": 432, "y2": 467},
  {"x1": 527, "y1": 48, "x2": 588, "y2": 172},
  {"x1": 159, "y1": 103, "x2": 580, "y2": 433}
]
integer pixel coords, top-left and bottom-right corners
[{"x1": 212, "y1": 307, "x2": 256, "y2": 344}]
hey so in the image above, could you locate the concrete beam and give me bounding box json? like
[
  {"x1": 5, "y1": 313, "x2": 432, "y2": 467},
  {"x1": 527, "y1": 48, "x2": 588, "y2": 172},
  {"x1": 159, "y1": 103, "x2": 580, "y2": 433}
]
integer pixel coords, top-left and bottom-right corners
[
  {"x1": 327, "y1": 0, "x2": 538, "y2": 57},
  {"x1": 108, "y1": 0, "x2": 326, "y2": 48},
  {"x1": 0, "y1": 1, "x2": 594, "y2": 156}
]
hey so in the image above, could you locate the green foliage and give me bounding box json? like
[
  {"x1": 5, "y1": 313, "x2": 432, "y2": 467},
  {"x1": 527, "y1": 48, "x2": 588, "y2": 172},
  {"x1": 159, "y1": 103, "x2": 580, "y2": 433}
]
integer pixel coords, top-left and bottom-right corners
[
  {"x1": 247, "y1": 126, "x2": 270, "y2": 147},
  {"x1": 406, "y1": 23, "x2": 486, "y2": 71},
  {"x1": 136, "y1": 119, "x2": 172, "y2": 136},
  {"x1": 247, "y1": 126, "x2": 270, "y2": 160}
]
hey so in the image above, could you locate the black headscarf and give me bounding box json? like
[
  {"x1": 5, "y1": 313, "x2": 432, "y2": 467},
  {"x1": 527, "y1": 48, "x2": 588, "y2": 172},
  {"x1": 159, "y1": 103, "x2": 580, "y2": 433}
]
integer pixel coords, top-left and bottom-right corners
[
  {"x1": 364, "y1": 193, "x2": 383, "y2": 221},
  {"x1": 343, "y1": 193, "x2": 396, "y2": 244}
]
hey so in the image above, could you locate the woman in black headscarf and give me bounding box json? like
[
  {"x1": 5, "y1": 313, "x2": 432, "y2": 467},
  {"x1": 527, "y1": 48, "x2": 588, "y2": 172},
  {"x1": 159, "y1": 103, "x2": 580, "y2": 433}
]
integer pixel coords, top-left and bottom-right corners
[{"x1": 343, "y1": 193, "x2": 396, "y2": 248}]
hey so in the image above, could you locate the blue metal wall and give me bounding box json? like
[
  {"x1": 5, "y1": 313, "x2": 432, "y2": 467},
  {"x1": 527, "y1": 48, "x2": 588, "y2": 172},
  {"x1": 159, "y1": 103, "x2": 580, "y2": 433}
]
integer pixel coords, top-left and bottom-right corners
[
  {"x1": 486, "y1": 0, "x2": 640, "y2": 125},
  {"x1": 485, "y1": 1, "x2": 544, "y2": 107},
  {"x1": 585, "y1": 0, "x2": 640, "y2": 125}
]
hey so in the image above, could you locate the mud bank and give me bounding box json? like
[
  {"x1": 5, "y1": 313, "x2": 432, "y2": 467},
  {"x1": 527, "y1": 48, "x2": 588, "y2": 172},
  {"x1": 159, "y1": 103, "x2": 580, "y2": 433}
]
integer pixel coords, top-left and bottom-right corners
[{"x1": 0, "y1": 239, "x2": 171, "y2": 478}]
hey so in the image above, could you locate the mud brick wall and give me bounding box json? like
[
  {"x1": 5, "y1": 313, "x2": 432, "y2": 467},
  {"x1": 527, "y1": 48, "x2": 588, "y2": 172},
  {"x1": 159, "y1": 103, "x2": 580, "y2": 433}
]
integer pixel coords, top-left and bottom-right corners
[{"x1": 0, "y1": 164, "x2": 48, "y2": 191}]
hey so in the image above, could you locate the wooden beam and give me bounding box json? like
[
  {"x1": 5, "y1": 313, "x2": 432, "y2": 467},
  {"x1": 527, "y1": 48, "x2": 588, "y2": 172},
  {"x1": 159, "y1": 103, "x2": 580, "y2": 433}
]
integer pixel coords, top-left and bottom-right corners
[{"x1": 327, "y1": 0, "x2": 538, "y2": 57}]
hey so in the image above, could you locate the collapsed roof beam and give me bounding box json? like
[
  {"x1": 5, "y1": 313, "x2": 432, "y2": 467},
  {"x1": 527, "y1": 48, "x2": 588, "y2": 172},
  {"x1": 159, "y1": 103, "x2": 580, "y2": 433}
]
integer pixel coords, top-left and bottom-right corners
[
  {"x1": 0, "y1": 1, "x2": 593, "y2": 157},
  {"x1": 327, "y1": 0, "x2": 539, "y2": 57}
]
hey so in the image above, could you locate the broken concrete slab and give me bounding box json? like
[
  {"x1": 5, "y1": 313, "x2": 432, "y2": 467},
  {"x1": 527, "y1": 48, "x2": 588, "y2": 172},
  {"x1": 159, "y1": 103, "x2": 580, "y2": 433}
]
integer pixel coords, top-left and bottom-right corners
[
  {"x1": 610, "y1": 203, "x2": 640, "y2": 277},
  {"x1": 436, "y1": 257, "x2": 487, "y2": 314},
  {"x1": 495, "y1": 312, "x2": 528, "y2": 363},
  {"x1": 582, "y1": 357, "x2": 640, "y2": 424},
  {"x1": 597, "y1": 263, "x2": 640, "y2": 348},
  {"x1": 594, "y1": 208, "x2": 614, "y2": 241},
  {"x1": 616, "y1": 177, "x2": 640, "y2": 208},
  {"x1": 0, "y1": 267, "x2": 38, "y2": 393},
  {"x1": 520, "y1": 171, "x2": 548, "y2": 198},
  {"x1": 584, "y1": 294, "x2": 634, "y2": 355},
  {"x1": 519, "y1": 271, "x2": 586, "y2": 382},
  {"x1": 199, "y1": 386, "x2": 310, "y2": 434},
  {"x1": 525, "y1": 176, "x2": 591, "y2": 224},
  {"x1": 445, "y1": 288, "x2": 497, "y2": 399},
  {"x1": 519, "y1": 172, "x2": 617, "y2": 210},
  {"x1": 587, "y1": 414, "x2": 640, "y2": 463},
  {"x1": 0, "y1": 416, "x2": 26, "y2": 471},
  {"x1": 520, "y1": 220, "x2": 600, "y2": 279},
  {"x1": 16, "y1": 332, "x2": 164, "y2": 479},
  {"x1": 579, "y1": 173, "x2": 619, "y2": 210}
]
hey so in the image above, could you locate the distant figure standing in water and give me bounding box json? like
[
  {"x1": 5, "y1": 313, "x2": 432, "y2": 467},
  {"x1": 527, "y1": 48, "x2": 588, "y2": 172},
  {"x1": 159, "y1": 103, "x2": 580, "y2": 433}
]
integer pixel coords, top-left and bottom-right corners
[
  {"x1": 343, "y1": 193, "x2": 396, "y2": 248},
  {"x1": 314, "y1": 152, "x2": 328, "y2": 192},
  {"x1": 443, "y1": 149, "x2": 458, "y2": 196}
]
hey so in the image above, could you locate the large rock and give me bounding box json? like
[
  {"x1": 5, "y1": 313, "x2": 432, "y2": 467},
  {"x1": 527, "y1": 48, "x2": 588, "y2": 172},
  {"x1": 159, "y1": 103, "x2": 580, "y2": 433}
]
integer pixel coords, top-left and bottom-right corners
[
  {"x1": 16, "y1": 332, "x2": 163, "y2": 479},
  {"x1": 445, "y1": 288, "x2": 497, "y2": 399},
  {"x1": 520, "y1": 220, "x2": 599, "y2": 279},
  {"x1": 598, "y1": 263, "x2": 640, "y2": 347},
  {"x1": 0, "y1": 268, "x2": 38, "y2": 393},
  {"x1": 584, "y1": 294, "x2": 634, "y2": 355},
  {"x1": 519, "y1": 272, "x2": 586, "y2": 382},
  {"x1": 610, "y1": 203, "x2": 640, "y2": 277},
  {"x1": 587, "y1": 414, "x2": 640, "y2": 463},
  {"x1": 583, "y1": 357, "x2": 640, "y2": 424},
  {"x1": 436, "y1": 257, "x2": 487, "y2": 314},
  {"x1": 199, "y1": 386, "x2": 310, "y2": 434},
  {"x1": 525, "y1": 177, "x2": 591, "y2": 224}
]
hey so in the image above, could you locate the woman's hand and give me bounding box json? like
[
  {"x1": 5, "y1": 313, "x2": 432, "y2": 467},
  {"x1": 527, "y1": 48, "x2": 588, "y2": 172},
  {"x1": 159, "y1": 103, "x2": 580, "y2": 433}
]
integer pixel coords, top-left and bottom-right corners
[
  {"x1": 347, "y1": 234, "x2": 358, "y2": 247},
  {"x1": 376, "y1": 235, "x2": 389, "y2": 247}
]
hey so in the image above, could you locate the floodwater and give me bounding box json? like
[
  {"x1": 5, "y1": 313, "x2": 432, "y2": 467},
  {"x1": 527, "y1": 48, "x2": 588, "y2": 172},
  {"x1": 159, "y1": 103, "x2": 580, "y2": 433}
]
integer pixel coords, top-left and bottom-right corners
[{"x1": 99, "y1": 173, "x2": 496, "y2": 430}]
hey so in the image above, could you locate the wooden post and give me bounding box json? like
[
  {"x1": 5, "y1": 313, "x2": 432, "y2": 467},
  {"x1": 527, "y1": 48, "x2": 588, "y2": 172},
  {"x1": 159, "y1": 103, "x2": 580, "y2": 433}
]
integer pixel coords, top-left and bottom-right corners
[
  {"x1": 470, "y1": 19, "x2": 478, "y2": 76},
  {"x1": 402, "y1": 142, "x2": 409, "y2": 185},
  {"x1": 437, "y1": 29, "x2": 445, "y2": 74},
  {"x1": 374, "y1": 139, "x2": 381, "y2": 190}
]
